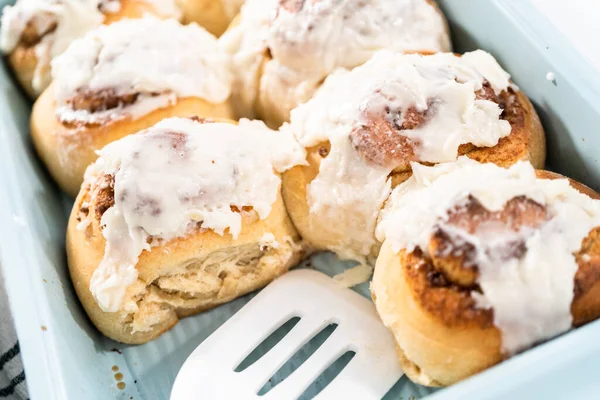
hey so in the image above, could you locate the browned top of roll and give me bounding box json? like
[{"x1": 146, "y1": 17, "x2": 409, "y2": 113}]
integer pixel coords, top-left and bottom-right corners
[
  {"x1": 349, "y1": 82, "x2": 526, "y2": 172},
  {"x1": 402, "y1": 172, "x2": 600, "y2": 329}
]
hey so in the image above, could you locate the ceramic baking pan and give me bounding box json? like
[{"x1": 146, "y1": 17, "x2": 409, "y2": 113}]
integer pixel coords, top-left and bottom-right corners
[{"x1": 1, "y1": 0, "x2": 599, "y2": 398}]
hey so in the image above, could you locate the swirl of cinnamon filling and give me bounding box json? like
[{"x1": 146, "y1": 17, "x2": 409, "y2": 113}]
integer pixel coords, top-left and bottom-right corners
[
  {"x1": 350, "y1": 79, "x2": 527, "y2": 171},
  {"x1": 409, "y1": 193, "x2": 600, "y2": 329},
  {"x1": 14, "y1": 17, "x2": 58, "y2": 48},
  {"x1": 392, "y1": 188, "x2": 600, "y2": 383},
  {"x1": 283, "y1": 50, "x2": 536, "y2": 262},
  {"x1": 376, "y1": 158, "x2": 600, "y2": 355},
  {"x1": 51, "y1": 17, "x2": 231, "y2": 125},
  {"x1": 428, "y1": 195, "x2": 549, "y2": 288}
]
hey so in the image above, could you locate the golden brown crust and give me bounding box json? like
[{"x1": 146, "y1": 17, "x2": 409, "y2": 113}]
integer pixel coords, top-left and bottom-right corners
[
  {"x1": 371, "y1": 172, "x2": 600, "y2": 386},
  {"x1": 30, "y1": 83, "x2": 234, "y2": 197},
  {"x1": 7, "y1": 46, "x2": 44, "y2": 98},
  {"x1": 393, "y1": 337, "x2": 443, "y2": 387},
  {"x1": 371, "y1": 241, "x2": 503, "y2": 386},
  {"x1": 6, "y1": 19, "x2": 57, "y2": 97},
  {"x1": 465, "y1": 89, "x2": 546, "y2": 170},
  {"x1": 536, "y1": 171, "x2": 600, "y2": 327},
  {"x1": 68, "y1": 166, "x2": 303, "y2": 344},
  {"x1": 573, "y1": 228, "x2": 600, "y2": 326},
  {"x1": 282, "y1": 142, "x2": 349, "y2": 255}
]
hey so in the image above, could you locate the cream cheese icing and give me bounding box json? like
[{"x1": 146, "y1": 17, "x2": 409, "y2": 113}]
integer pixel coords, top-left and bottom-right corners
[
  {"x1": 51, "y1": 17, "x2": 232, "y2": 124},
  {"x1": 286, "y1": 49, "x2": 512, "y2": 261},
  {"x1": 220, "y1": 0, "x2": 451, "y2": 120},
  {"x1": 82, "y1": 118, "x2": 306, "y2": 312},
  {"x1": 0, "y1": 0, "x2": 181, "y2": 93},
  {"x1": 376, "y1": 157, "x2": 600, "y2": 354}
]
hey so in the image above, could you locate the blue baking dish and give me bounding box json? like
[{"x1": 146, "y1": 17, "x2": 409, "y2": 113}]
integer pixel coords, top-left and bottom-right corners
[{"x1": 1, "y1": 0, "x2": 599, "y2": 398}]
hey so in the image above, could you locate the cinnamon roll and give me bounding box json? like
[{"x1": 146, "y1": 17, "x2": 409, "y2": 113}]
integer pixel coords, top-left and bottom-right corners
[
  {"x1": 220, "y1": 0, "x2": 451, "y2": 127},
  {"x1": 0, "y1": 0, "x2": 181, "y2": 98},
  {"x1": 281, "y1": 50, "x2": 545, "y2": 263},
  {"x1": 178, "y1": 0, "x2": 244, "y2": 36},
  {"x1": 67, "y1": 117, "x2": 306, "y2": 344},
  {"x1": 372, "y1": 157, "x2": 600, "y2": 386},
  {"x1": 30, "y1": 17, "x2": 234, "y2": 197}
]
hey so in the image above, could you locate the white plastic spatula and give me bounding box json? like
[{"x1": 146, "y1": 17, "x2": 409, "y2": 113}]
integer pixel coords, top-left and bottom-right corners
[{"x1": 170, "y1": 269, "x2": 403, "y2": 399}]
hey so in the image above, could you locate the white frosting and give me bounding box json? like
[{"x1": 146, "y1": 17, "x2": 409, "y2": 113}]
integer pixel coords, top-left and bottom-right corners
[
  {"x1": 377, "y1": 157, "x2": 600, "y2": 354},
  {"x1": 0, "y1": 0, "x2": 180, "y2": 94},
  {"x1": 220, "y1": 0, "x2": 451, "y2": 119},
  {"x1": 259, "y1": 232, "x2": 279, "y2": 250},
  {"x1": 83, "y1": 118, "x2": 306, "y2": 312},
  {"x1": 286, "y1": 50, "x2": 512, "y2": 261},
  {"x1": 51, "y1": 17, "x2": 231, "y2": 124}
]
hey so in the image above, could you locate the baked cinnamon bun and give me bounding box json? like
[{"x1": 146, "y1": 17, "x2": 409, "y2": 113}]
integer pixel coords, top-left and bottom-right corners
[
  {"x1": 178, "y1": 0, "x2": 244, "y2": 36},
  {"x1": 67, "y1": 117, "x2": 306, "y2": 344},
  {"x1": 372, "y1": 157, "x2": 600, "y2": 386},
  {"x1": 0, "y1": 0, "x2": 181, "y2": 97},
  {"x1": 220, "y1": 0, "x2": 451, "y2": 127},
  {"x1": 30, "y1": 17, "x2": 234, "y2": 197},
  {"x1": 281, "y1": 50, "x2": 545, "y2": 262}
]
